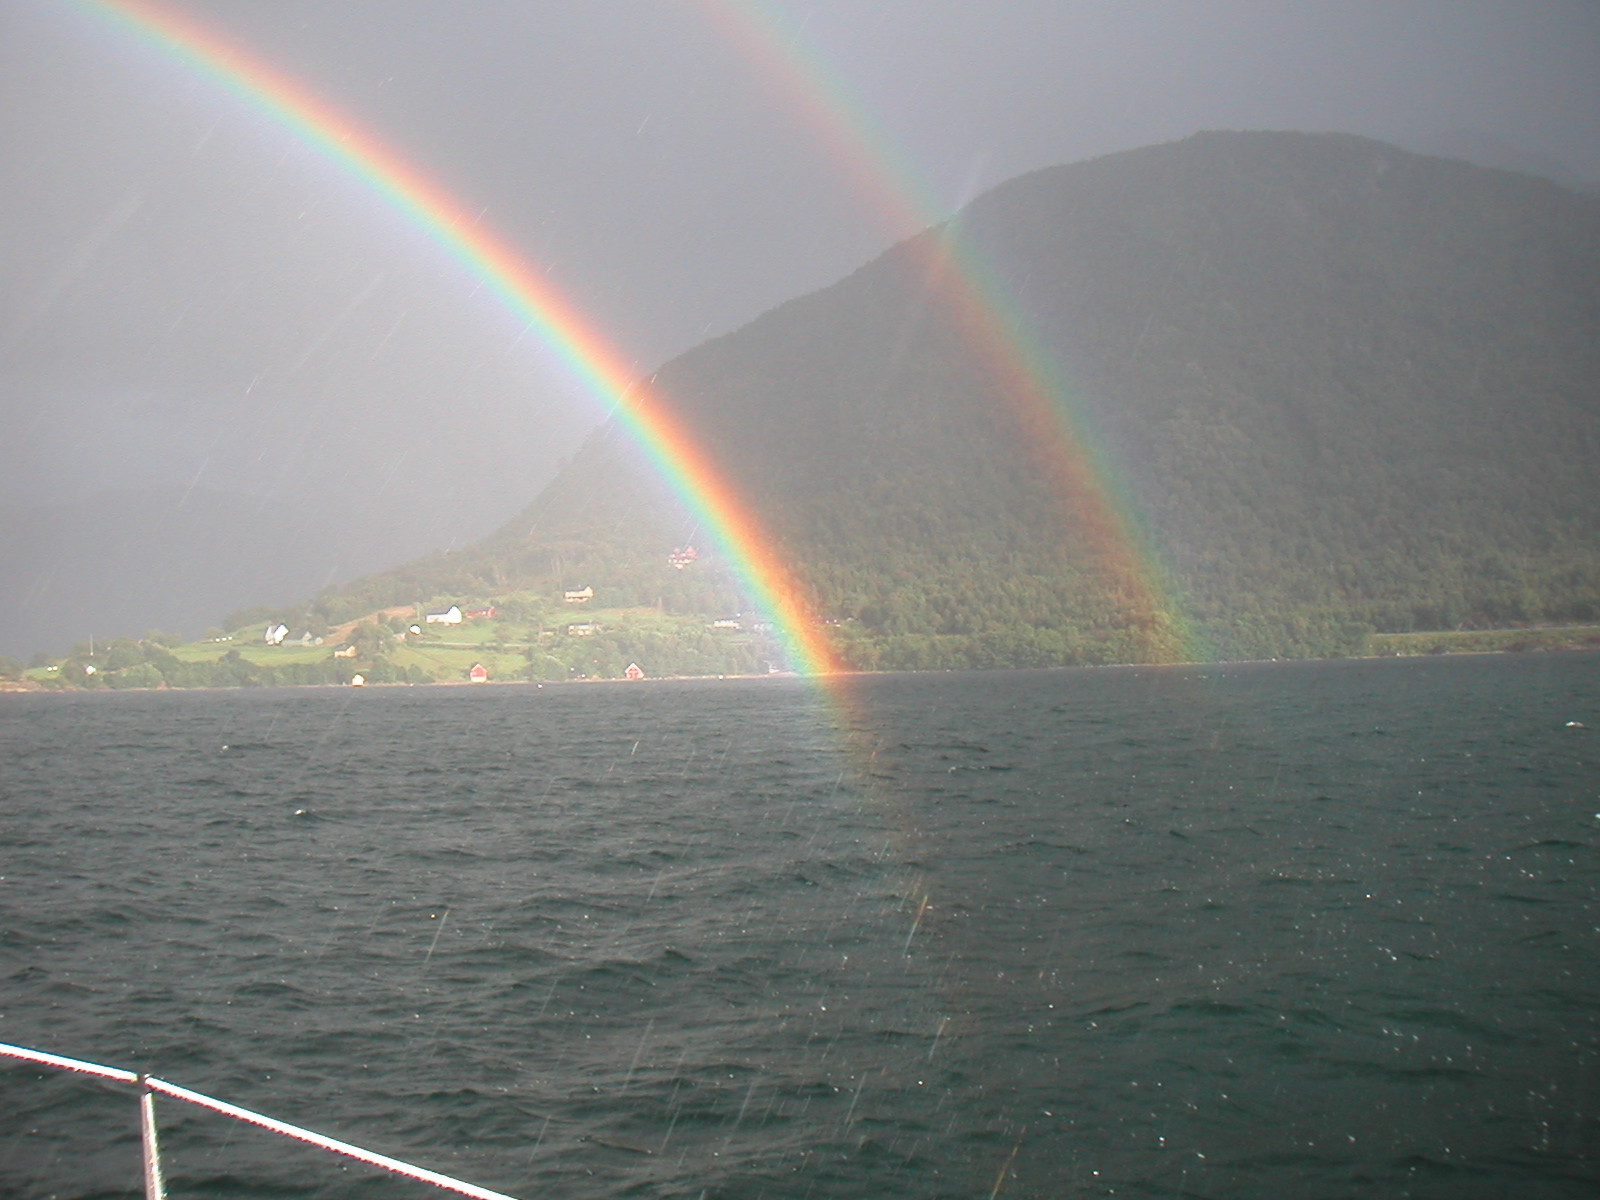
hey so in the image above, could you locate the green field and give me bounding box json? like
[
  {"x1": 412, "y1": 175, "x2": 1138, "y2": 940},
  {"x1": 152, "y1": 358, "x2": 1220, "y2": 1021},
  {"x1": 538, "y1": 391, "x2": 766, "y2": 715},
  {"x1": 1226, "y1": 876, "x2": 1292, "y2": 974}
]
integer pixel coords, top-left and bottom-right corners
[
  {"x1": 389, "y1": 644, "x2": 526, "y2": 680},
  {"x1": 16, "y1": 601, "x2": 768, "y2": 690}
]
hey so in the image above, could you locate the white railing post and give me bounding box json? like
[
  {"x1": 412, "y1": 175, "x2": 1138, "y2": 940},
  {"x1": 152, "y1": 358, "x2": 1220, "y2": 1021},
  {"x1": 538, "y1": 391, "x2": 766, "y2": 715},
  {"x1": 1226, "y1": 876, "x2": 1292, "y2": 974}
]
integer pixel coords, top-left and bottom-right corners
[
  {"x1": 0, "y1": 1042, "x2": 522, "y2": 1200},
  {"x1": 138, "y1": 1077, "x2": 166, "y2": 1200}
]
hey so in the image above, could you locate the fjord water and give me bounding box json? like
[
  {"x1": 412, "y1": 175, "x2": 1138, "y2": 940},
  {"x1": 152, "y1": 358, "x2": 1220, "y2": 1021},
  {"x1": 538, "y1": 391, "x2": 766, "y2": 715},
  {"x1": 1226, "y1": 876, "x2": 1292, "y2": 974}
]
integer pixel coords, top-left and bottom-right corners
[{"x1": 2, "y1": 654, "x2": 1596, "y2": 1199}]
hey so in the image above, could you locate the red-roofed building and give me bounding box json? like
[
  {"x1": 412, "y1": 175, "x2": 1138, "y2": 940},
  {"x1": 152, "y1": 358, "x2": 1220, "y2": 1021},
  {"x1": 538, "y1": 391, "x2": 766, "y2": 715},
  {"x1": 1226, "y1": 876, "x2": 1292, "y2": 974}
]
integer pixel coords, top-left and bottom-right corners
[{"x1": 468, "y1": 663, "x2": 489, "y2": 683}]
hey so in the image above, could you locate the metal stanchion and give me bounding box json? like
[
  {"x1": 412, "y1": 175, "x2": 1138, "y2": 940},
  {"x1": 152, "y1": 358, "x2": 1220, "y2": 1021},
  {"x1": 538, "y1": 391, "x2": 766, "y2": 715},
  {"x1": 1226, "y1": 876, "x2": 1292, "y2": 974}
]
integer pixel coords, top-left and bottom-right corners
[{"x1": 138, "y1": 1077, "x2": 166, "y2": 1200}]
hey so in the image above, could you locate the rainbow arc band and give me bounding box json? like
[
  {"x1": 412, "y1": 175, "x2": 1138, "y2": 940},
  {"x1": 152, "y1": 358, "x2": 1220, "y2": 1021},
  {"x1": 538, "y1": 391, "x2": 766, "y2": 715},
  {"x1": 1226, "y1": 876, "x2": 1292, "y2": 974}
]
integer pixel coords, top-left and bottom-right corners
[
  {"x1": 693, "y1": 0, "x2": 1196, "y2": 661},
  {"x1": 72, "y1": 0, "x2": 844, "y2": 678},
  {"x1": 1, "y1": 1041, "x2": 521, "y2": 1200}
]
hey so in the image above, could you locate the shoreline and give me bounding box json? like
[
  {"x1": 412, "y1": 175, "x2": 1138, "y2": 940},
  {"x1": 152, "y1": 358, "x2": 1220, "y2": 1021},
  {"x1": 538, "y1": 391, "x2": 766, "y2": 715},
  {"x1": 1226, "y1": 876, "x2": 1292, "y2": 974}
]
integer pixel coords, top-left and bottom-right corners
[{"x1": 8, "y1": 640, "x2": 1598, "y2": 697}]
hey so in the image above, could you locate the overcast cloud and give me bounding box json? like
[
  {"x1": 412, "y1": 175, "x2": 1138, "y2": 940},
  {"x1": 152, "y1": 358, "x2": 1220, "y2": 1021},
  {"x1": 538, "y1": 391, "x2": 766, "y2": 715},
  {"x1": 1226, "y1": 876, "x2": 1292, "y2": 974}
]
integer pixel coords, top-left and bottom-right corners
[{"x1": 1, "y1": 0, "x2": 1596, "y2": 571}]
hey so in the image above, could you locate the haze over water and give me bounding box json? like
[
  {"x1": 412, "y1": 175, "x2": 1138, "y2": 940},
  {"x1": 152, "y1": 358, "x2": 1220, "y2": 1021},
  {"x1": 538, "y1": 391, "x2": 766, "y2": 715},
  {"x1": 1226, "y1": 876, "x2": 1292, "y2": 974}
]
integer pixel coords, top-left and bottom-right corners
[{"x1": 2, "y1": 652, "x2": 1597, "y2": 1198}]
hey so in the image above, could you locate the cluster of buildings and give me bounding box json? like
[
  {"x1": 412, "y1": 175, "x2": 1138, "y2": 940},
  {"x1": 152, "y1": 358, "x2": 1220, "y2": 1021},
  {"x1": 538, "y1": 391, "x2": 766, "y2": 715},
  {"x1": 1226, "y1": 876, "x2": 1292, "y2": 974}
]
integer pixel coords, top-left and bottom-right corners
[
  {"x1": 264, "y1": 624, "x2": 325, "y2": 647},
  {"x1": 256, "y1": 583, "x2": 696, "y2": 686},
  {"x1": 425, "y1": 605, "x2": 496, "y2": 625}
]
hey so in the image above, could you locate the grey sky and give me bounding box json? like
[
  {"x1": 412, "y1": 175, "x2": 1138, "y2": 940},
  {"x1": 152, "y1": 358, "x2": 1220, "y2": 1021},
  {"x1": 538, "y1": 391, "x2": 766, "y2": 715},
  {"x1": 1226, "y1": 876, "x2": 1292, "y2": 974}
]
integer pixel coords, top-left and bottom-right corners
[{"x1": 1, "y1": 0, "x2": 1596, "y2": 548}]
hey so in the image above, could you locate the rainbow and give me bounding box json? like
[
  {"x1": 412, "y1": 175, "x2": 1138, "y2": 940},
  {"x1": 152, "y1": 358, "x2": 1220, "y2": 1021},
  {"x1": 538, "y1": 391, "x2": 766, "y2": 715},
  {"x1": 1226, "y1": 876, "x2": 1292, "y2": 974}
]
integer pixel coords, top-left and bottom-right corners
[
  {"x1": 68, "y1": 0, "x2": 844, "y2": 676},
  {"x1": 693, "y1": 1, "x2": 1200, "y2": 662}
]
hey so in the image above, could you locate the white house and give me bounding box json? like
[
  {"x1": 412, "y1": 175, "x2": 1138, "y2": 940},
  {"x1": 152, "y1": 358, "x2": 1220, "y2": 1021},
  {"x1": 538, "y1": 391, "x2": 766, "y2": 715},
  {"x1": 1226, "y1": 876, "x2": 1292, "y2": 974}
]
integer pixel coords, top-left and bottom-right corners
[
  {"x1": 563, "y1": 586, "x2": 594, "y2": 604},
  {"x1": 425, "y1": 606, "x2": 463, "y2": 625},
  {"x1": 265, "y1": 623, "x2": 289, "y2": 645}
]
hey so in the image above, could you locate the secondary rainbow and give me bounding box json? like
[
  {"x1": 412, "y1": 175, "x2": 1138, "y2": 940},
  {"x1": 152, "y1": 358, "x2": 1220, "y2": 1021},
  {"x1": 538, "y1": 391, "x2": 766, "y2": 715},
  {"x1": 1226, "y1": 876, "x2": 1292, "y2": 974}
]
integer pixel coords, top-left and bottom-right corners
[
  {"x1": 71, "y1": 0, "x2": 842, "y2": 676},
  {"x1": 694, "y1": 1, "x2": 1201, "y2": 662}
]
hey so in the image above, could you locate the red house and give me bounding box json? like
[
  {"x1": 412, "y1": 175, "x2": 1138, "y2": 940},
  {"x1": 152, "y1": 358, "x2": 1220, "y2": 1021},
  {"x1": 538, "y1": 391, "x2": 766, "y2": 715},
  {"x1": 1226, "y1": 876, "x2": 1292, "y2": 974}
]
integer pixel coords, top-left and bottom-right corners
[
  {"x1": 468, "y1": 663, "x2": 489, "y2": 683},
  {"x1": 464, "y1": 607, "x2": 496, "y2": 620},
  {"x1": 624, "y1": 663, "x2": 645, "y2": 680}
]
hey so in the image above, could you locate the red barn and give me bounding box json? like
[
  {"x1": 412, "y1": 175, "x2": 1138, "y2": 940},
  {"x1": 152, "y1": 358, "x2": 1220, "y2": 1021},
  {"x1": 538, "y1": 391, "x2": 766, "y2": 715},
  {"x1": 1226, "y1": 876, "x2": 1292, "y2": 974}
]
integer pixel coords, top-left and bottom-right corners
[{"x1": 468, "y1": 663, "x2": 489, "y2": 683}]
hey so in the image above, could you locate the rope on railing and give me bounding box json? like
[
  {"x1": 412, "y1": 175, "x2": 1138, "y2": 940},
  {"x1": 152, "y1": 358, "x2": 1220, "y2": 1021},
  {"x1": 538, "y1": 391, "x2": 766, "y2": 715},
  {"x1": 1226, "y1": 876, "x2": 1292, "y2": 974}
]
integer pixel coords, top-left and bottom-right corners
[{"x1": 0, "y1": 1041, "x2": 523, "y2": 1200}]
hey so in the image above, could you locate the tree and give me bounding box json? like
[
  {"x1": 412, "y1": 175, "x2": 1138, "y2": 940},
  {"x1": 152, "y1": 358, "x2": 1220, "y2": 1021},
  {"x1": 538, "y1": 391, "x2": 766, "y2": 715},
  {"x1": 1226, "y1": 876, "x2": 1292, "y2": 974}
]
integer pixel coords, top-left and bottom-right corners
[{"x1": 109, "y1": 662, "x2": 164, "y2": 689}]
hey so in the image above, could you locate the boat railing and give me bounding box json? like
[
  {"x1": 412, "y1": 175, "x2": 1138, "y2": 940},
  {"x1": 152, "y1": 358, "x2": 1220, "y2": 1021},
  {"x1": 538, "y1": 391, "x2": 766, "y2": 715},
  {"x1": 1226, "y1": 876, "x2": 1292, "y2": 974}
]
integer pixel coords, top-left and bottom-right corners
[{"x1": 0, "y1": 1041, "x2": 521, "y2": 1200}]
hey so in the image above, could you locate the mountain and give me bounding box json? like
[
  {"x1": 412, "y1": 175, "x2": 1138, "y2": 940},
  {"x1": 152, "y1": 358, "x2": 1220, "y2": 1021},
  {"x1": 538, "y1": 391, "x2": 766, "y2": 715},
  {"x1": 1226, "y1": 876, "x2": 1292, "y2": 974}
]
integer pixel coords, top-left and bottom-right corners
[
  {"x1": 265, "y1": 132, "x2": 1600, "y2": 669},
  {"x1": 1398, "y1": 129, "x2": 1599, "y2": 197}
]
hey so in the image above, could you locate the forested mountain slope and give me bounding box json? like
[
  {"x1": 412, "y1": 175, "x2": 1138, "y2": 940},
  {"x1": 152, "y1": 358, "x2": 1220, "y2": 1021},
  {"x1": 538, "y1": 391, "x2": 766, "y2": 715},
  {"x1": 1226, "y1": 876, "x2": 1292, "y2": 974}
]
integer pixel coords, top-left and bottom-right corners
[{"x1": 298, "y1": 132, "x2": 1600, "y2": 668}]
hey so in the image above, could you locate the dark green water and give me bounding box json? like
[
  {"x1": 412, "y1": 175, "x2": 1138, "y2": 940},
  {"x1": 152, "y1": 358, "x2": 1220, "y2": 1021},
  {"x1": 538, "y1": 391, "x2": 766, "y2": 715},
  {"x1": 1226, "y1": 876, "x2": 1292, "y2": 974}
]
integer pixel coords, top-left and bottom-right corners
[{"x1": 2, "y1": 653, "x2": 1597, "y2": 1198}]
